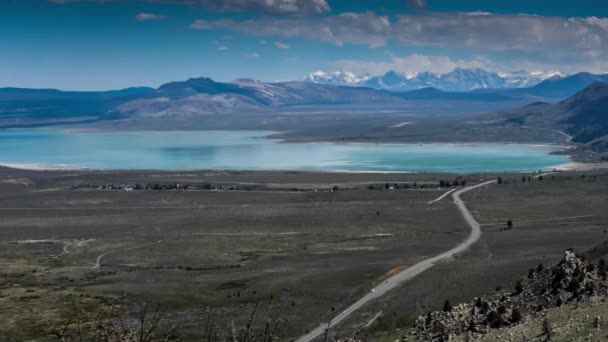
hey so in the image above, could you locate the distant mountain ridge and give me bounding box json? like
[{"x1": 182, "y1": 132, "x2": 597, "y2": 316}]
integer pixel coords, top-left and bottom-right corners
[
  {"x1": 306, "y1": 68, "x2": 564, "y2": 92},
  {"x1": 2, "y1": 72, "x2": 607, "y2": 131}
]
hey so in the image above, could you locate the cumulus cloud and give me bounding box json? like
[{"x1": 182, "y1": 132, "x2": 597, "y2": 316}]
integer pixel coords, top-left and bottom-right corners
[
  {"x1": 135, "y1": 13, "x2": 165, "y2": 21},
  {"x1": 274, "y1": 41, "x2": 290, "y2": 49},
  {"x1": 197, "y1": 0, "x2": 330, "y2": 15},
  {"x1": 50, "y1": 0, "x2": 331, "y2": 15},
  {"x1": 191, "y1": 12, "x2": 608, "y2": 64},
  {"x1": 389, "y1": 13, "x2": 608, "y2": 53},
  {"x1": 190, "y1": 12, "x2": 392, "y2": 48}
]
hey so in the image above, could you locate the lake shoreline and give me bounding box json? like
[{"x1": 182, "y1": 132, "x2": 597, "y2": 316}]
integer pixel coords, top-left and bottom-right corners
[
  {"x1": 4, "y1": 161, "x2": 606, "y2": 174},
  {"x1": 0, "y1": 129, "x2": 576, "y2": 174}
]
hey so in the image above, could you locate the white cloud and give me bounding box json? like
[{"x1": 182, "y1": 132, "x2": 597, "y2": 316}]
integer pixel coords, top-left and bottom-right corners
[
  {"x1": 274, "y1": 41, "x2": 290, "y2": 49},
  {"x1": 244, "y1": 52, "x2": 261, "y2": 59},
  {"x1": 51, "y1": 0, "x2": 331, "y2": 16},
  {"x1": 192, "y1": 12, "x2": 608, "y2": 69},
  {"x1": 201, "y1": 0, "x2": 330, "y2": 15},
  {"x1": 135, "y1": 13, "x2": 165, "y2": 21},
  {"x1": 259, "y1": 40, "x2": 268, "y2": 45},
  {"x1": 462, "y1": 12, "x2": 493, "y2": 16},
  {"x1": 190, "y1": 12, "x2": 391, "y2": 48},
  {"x1": 217, "y1": 45, "x2": 229, "y2": 51}
]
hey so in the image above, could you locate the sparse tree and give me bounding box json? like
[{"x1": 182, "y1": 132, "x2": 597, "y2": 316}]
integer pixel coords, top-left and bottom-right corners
[
  {"x1": 443, "y1": 300, "x2": 453, "y2": 312},
  {"x1": 514, "y1": 279, "x2": 524, "y2": 294},
  {"x1": 567, "y1": 278, "x2": 581, "y2": 293},
  {"x1": 510, "y1": 308, "x2": 522, "y2": 323},
  {"x1": 481, "y1": 301, "x2": 490, "y2": 314},
  {"x1": 537, "y1": 262, "x2": 545, "y2": 273},
  {"x1": 542, "y1": 318, "x2": 553, "y2": 341},
  {"x1": 486, "y1": 311, "x2": 499, "y2": 328},
  {"x1": 497, "y1": 305, "x2": 507, "y2": 315},
  {"x1": 468, "y1": 320, "x2": 476, "y2": 332},
  {"x1": 599, "y1": 258, "x2": 607, "y2": 279}
]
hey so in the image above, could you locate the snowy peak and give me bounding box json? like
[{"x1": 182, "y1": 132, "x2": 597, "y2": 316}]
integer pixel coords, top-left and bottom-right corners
[
  {"x1": 305, "y1": 70, "x2": 370, "y2": 86},
  {"x1": 305, "y1": 68, "x2": 567, "y2": 92},
  {"x1": 440, "y1": 68, "x2": 505, "y2": 91}
]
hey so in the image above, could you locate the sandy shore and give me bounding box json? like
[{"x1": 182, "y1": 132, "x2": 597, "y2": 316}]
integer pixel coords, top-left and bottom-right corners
[
  {"x1": 2, "y1": 161, "x2": 607, "y2": 174},
  {"x1": 553, "y1": 162, "x2": 608, "y2": 172},
  {"x1": 0, "y1": 163, "x2": 89, "y2": 171}
]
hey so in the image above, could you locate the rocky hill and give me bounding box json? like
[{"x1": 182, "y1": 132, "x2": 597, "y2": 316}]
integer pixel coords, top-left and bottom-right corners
[{"x1": 409, "y1": 250, "x2": 608, "y2": 341}]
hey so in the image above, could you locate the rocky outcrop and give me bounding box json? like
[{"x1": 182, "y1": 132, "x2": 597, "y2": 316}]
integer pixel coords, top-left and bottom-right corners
[{"x1": 414, "y1": 250, "x2": 608, "y2": 341}]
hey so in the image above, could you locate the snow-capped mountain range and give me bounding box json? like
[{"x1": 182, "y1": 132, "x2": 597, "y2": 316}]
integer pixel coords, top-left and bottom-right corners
[{"x1": 305, "y1": 68, "x2": 564, "y2": 92}]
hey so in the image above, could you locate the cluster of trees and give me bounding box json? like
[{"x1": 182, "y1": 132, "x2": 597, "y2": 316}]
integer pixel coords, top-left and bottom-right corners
[
  {"x1": 367, "y1": 180, "x2": 467, "y2": 190},
  {"x1": 438, "y1": 179, "x2": 467, "y2": 187},
  {"x1": 497, "y1": 175, "x2": 547, "y2": 185}
]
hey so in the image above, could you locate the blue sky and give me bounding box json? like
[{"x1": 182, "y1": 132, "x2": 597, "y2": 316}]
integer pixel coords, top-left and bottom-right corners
[{"x1": 2, "y1": 0, "x2": 608, "y2": 90}]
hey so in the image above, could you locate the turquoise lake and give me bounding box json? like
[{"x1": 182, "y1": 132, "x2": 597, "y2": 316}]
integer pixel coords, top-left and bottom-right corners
[{"x1": 0, "y1": 130, "x2": 570, "y2": 173}]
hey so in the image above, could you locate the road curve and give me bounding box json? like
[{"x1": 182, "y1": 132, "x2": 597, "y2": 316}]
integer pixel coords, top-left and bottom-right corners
[
  {"x1": 294, "y1": 180, "x2": 496, "y2": 342},
  {"x1": 427, "y1": 188, "x2": 456, "y2": 204}
]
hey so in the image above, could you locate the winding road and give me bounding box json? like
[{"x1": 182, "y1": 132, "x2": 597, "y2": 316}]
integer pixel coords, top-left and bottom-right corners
[
  {"x1": 295, "y1": 180, "x2": 496, "y2": 342},
  {"x1": 427, "y1": 188, "x2": 456, "y2": 204},
  {"x1": 522, "y1": 125, "x2": 573, "y2": 143}
]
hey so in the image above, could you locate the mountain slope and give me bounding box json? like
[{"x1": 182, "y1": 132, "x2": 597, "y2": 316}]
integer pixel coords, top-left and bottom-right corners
[
  {"x1": 559, "y1": 82, "x2": 608, "y2": 144},
  {"x1": 497, "y1": 82, "x2": 608, "y2": 152},
  {"x1": 0, "y1": 87, "x2": 155, "y2": 125},
  {"x1": 521, "y1": 72, "x2": 608, "y2": 99},
  {"x1": 2, "y1": 75, "x2": 604, "y2": 130}
]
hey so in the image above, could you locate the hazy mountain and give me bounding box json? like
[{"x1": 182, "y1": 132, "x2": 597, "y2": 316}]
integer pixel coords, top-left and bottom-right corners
[
  {"x1": 558, "y1": 82, "x2": 608, "y2": 145},
  {"x1": 499, "y1": 82, "x2": 608, "y2": 151},
  {"x1": 522, "y1": 72, "x2": 608, "y2": 99},
  {"x1": 2, "y1": 73, "x2": 603, "y2": 128},
  {"x1": 305, "y1": 68, "x2": 564, "y2": 92},
  {"x1": 0, "y1": 86, "x2": 155, "y2": 125}
]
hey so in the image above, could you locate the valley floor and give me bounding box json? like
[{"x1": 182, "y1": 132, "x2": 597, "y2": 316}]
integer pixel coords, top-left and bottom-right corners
[{"x1": 0, "y1": 168, "x2": 607, "y2": 341}]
